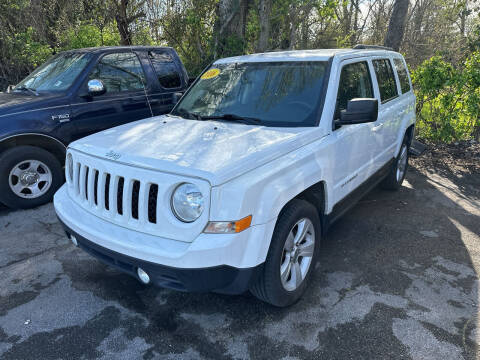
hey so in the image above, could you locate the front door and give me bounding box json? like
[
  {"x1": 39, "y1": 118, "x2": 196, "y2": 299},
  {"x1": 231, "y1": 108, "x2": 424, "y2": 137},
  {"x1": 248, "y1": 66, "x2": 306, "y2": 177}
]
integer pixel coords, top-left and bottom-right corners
[
  {"x1": 330, "y1": 59, "x2": 382, "y2": 206},
  {"x1": 70, "y1": 51, "x2": 150, "y2": 140}
]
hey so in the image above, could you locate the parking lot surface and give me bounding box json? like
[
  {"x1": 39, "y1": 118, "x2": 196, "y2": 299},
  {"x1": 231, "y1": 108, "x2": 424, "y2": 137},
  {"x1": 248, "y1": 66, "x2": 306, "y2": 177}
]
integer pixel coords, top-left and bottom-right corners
[{"x1": 0, "y1": 161, "x2": 479, "y2": 360}]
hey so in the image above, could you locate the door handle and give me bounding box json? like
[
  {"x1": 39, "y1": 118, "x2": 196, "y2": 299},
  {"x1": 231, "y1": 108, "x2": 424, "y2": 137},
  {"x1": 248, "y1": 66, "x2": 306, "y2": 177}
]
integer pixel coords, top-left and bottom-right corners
[{"x1": 372, "y1": 123, "x2": 384, "y2": 132}]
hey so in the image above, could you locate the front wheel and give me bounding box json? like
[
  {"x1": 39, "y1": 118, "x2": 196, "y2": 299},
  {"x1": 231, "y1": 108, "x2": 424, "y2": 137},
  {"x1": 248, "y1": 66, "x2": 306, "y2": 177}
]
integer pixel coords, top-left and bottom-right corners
[
  {"x1": 0, "y1": 146, "x2": 63, "y2": 209},
  {"x1": 250, "y1": 199, "x2": 321, "y2": 307}
]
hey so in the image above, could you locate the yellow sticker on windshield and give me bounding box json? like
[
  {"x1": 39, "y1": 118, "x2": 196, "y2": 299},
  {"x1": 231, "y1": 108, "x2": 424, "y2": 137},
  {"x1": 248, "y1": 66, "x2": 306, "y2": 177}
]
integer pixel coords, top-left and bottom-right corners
[{"x1": 201, "y1": 68, "x2": 220, "y2": 80}]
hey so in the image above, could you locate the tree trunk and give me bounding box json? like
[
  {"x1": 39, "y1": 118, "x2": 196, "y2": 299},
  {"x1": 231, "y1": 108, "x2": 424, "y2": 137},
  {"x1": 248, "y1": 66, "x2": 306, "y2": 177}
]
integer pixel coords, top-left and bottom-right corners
[
  {"x1": 214, "y1": 0, "x2": 250, "y2": 57},
  {"x1": 112, "y1": 0, "x2": 145, "y2": 46},
  {"x1": 384, "y1": 0, "x2": 409, "y2": 51},
  {"x1": 115, "y1": 0, "x2": 132, "y2": 45},
  {"x1": 256, "y1": 0, "x2": 271, "y2": 52}
]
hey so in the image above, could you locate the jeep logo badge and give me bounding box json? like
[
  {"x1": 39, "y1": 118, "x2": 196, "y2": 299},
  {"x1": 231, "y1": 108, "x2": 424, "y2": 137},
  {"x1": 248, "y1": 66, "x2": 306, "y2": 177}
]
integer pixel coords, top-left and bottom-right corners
[{"x1": 105, "y1": 150, "x2": 121, "y2": 160}]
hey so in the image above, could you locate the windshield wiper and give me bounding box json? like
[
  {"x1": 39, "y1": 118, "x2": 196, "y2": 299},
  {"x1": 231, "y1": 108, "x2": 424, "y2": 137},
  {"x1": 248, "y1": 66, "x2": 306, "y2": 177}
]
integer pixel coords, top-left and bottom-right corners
[
  {"x1": 15, "y1": 86, "x2": 39, "y2": 96},
  {"x1": 200, "y1": 113, "x2": 262, "y2": 125},
  {"x1": 174, "y1": 108, "x2": 202, "y2": 120}
]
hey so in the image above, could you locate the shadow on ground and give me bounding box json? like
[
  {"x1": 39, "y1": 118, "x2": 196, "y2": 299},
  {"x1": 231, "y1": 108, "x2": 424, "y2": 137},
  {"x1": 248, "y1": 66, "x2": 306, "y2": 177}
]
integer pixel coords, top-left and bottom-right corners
[{"x1": 0, "y1": 163, "x2": 479, "y2": 360}]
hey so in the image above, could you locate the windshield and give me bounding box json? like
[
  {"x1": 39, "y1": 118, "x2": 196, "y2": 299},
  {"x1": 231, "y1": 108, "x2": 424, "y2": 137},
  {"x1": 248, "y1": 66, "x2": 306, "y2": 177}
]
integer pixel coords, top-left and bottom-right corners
[
  {"x1": 14, "y1": 52, "x2": 92, "y2": 93},
  {"x1": 172, "y1": 61, "x2": 328, "y2": 127}
]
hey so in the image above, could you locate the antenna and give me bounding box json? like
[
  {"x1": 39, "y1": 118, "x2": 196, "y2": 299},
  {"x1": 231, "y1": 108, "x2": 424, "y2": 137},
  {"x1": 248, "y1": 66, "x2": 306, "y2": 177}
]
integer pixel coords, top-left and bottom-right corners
[{"x1": 123, "y1": 25, "x2": 154, "y2": 118}]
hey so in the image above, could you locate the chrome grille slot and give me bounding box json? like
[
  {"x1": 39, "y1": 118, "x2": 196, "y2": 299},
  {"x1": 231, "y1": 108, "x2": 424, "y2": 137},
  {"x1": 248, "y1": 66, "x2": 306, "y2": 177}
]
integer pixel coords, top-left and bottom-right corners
[
  {"x1": 93, "y1": 170, "x2": 99, "y2": 206},
  {"x1": 104, "y1": 174, "x2": 111, "y2": 210},
  {"x1": 117, "y1": 177, "x2": 124, "y2": 215},
  {"x1": 84, "y1": 167, "x2": 89, "y2": 201},
  {"x1": 148, "y1": 184, "x2": 158, "y2": 224},
  {"x1": 74, "y1": 163, "x2": 81, "y2": 195},
  {"x1": 79, "y1": 165, "x2": 87, "y2": 200},
  {"x1": 131, "y1": 180, "x2": 140, "y2": 219}
]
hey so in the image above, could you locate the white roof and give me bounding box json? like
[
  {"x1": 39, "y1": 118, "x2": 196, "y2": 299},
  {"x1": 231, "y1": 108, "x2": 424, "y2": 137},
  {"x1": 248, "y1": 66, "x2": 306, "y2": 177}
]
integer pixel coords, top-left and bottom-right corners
[{"x1": 214, "y1": 48, "x2": 398, "y2": 64}]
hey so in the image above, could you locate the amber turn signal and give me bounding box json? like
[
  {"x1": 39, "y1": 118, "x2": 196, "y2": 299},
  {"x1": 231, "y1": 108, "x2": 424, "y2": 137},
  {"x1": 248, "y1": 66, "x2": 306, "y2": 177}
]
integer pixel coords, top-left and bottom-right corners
[{"x1": 203, "y1": 215, "x2": 252, "y2": 234}]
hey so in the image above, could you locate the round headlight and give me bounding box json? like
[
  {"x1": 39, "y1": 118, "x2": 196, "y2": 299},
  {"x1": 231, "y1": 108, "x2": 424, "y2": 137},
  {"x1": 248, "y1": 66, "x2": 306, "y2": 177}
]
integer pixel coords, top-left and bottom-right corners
[
  {"x1": 66, "y1": 153, "x2": 73, "y2": 182},
  {"x1": 171, "y1": 183, "x2": 204, "y2": 222}
]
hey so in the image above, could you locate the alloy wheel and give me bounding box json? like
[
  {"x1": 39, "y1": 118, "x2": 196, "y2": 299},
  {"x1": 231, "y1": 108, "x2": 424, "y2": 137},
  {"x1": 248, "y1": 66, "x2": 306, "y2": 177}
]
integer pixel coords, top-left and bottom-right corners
[
  {"x1": 396, "y1": 144, "x2": 408, "y2": 182},
  {"x1": 280, "y1": 218, "x2": 315, "y2": 292}
]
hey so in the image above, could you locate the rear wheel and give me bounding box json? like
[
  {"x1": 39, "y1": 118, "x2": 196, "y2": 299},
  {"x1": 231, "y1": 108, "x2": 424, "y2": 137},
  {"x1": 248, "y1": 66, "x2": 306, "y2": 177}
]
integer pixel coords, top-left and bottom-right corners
[
  {"x1": 381, "y1": 138, "x2": 409, "y2": 190},
  {"x1": 250, "y1": 199, "x2": 321, "y2": 307},
  {"x1": 0, "y1": 146, "x2": 63, "y2": 209}
]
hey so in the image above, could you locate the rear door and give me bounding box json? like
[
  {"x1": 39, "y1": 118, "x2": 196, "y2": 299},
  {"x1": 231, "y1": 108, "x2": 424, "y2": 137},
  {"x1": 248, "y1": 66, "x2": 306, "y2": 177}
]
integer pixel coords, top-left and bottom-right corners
[
  {"x1": 370, "y1": 57, "x2": 402, "y2": 162},
  {"x1": 146, "y1": 49, "x2": 186, "y2": 116},
  {"x1": 330, "y1": 58, "x2": 381, "y2": 205},
  {"x1": 70, "y1": 51, "x2": 150, "y2": 140}
]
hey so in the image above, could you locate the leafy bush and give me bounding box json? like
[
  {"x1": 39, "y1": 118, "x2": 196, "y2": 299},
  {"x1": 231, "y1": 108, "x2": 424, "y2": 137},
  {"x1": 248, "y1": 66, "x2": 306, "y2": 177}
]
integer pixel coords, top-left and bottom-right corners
[
  {"x1": 60, "y1": 23, "x2": 120, "y2": 50},
  {"x1": 412, "y1": 53, "x2": 480, "y2": 143}
]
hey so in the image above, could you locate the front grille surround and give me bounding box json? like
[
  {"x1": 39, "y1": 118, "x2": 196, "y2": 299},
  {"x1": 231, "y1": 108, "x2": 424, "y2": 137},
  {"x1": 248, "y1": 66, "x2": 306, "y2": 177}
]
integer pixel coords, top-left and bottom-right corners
[{"x1": 65, "y1": 149, "x2": 210, "y2": 242}]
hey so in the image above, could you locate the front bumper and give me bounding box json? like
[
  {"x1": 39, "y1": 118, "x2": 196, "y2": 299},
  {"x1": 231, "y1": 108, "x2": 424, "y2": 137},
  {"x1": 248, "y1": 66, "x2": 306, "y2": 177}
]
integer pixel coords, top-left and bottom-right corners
[
  {"x1": 54, "y1": 185, "x2": 275, "y2": 293},
  {"x1": 59, "y1": 218, "x2": 262, "y2": 294}
]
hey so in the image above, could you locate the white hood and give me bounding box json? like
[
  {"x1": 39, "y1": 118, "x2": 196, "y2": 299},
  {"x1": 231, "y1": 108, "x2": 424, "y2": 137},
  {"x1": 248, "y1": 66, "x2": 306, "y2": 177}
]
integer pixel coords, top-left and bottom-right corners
[{"x1": 70, "y1": 115, "x2": 324, "y2": 186}]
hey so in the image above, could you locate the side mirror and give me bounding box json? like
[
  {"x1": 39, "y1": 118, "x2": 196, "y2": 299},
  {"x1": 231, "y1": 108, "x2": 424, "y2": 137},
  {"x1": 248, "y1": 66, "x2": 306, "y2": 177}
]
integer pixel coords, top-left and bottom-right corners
[
  {"x1": 87, "y1": 79, "x2": 106, "y2": 96},
  {"x1": 172, "y1": 92, "x2": 183, "y2": 104},
  {"x1": 338, "y1": 98, "x2": 378, "y2": 125}
]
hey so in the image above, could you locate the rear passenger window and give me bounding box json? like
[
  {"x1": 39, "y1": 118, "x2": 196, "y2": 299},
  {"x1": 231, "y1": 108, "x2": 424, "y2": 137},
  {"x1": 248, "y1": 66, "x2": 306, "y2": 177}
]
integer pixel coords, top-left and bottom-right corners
[
  {"x1": 393, "y1": 58, "x2": 411, "y2": 94},
  {"x1": 372, "y1": 59, "x2": 398, "y2": 103},
  {"x1": 148, "y1": 51, "x2": 182, "y2": 89},
  {"x1": 335, "y1": 61, "x2": 374, "y2": 119}
]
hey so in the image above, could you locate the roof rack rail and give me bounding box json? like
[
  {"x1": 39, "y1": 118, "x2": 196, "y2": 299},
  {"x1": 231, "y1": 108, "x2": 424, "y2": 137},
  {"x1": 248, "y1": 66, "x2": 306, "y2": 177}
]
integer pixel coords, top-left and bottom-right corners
[{"x1": 353, "y1": 44, "x2": 394, "y2": 51}]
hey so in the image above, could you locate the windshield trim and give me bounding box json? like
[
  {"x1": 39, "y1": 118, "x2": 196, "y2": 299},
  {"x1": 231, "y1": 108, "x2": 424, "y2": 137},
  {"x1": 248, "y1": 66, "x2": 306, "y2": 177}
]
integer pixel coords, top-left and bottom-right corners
[{"x1": 171, "y1": 59, "x2": 333, "y2": 128}]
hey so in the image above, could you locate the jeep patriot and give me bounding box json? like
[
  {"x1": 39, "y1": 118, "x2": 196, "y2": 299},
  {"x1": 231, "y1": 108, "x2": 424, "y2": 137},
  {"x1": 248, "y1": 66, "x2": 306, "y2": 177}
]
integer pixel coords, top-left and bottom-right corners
[{"x1": 54, "y1": 47, "x2": 415, "y2": 306}]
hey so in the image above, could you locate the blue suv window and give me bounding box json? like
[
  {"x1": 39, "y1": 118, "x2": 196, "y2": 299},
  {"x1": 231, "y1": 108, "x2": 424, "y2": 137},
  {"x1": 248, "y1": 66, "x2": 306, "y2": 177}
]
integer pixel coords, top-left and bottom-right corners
[
  {"x1": 148, "y1": 50, "x2": 182, "y2": 89},
  {"x1": 89, "y1": 52, "x2": 146, "y2": 94}
]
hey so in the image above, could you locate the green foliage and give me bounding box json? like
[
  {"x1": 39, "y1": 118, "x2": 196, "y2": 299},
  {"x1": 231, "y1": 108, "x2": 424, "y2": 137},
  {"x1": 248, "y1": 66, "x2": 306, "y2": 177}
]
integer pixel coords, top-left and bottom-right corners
[
  {"x1": 132, "y1": 24, "x2": 156, "y2": 46},
  {"x1": 0, "y1": 0, "x2": 478, "y2": 145},
  {"x1": 60, "y1": 23, "x2": 121, "y2": 49},
  {"x1": 13, "y1": 27, "x2": 53, "y2": 67},
  {"x1": 413, "y1": 53, "x2": 480, "y2": 142}
]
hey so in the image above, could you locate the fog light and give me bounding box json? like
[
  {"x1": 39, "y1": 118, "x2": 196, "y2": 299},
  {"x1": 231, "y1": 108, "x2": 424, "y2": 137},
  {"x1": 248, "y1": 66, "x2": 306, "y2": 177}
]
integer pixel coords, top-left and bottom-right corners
[
  {"x1": 137, "y1": 268, "x2": 150, "y2": 284},
  {"x1": 70, "y1": 235, "x2": 78, "y2": 246}
]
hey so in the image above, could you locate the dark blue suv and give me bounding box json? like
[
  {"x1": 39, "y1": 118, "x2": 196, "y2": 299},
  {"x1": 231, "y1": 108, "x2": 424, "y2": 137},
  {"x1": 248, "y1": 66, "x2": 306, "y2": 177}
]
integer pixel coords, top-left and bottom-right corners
[{"x1": 0, "y1": 46, "x2": 189, "y2": 209}]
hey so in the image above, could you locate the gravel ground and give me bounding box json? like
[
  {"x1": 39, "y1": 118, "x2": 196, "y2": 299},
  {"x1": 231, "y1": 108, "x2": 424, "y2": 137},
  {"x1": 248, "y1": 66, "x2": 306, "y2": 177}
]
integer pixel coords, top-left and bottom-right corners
[{"x1": 0, "y1": 151, "x2": 479, "y2": 360}]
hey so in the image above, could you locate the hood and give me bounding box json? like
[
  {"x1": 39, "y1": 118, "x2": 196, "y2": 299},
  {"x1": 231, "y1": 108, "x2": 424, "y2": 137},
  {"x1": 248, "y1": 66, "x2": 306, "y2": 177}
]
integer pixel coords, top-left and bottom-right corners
[
  {"x1": 0, "y1": 92, "x2": 61, "y2": 117},
  {"x1": 70, "y1": 115, "x2": 325, "y2": 186}
]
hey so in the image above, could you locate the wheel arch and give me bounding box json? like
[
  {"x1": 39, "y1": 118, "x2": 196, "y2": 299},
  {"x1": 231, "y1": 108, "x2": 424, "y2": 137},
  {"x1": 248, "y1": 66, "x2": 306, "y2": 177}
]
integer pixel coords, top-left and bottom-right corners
[
  {"x1": 0, "y1": 133, "x2": 67, "y2": 165},
  {"x1": 277, "y1": 180, "x2": 328, "y2": 235},
  {"x1": 405, "y1": 124, "x2": 415, "y2": 147}
]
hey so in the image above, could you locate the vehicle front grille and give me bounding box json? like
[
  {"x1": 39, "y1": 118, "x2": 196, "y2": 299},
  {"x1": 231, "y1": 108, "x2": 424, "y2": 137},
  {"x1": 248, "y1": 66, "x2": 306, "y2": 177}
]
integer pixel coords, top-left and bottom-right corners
[
  {"x1": 66, "y1": 151, "x2": 209, "y2": 242},
  {"x1": 71, "y1": 164, "x2": 160, "y2": 225}
]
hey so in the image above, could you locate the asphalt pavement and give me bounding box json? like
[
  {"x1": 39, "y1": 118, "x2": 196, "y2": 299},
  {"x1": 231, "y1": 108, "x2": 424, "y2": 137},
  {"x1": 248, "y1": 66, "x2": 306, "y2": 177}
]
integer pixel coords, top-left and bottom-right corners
[{"x1": 0, "y1": 163, "x2": 479, "y2": 360}]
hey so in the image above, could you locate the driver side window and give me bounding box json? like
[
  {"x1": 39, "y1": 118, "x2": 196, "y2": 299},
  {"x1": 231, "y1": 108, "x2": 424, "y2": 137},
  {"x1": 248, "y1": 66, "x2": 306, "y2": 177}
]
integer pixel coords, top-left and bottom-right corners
[
  {"x1": 88, "y1": 52, "x2": 146, "y2": 94},
  {"x1": 334, "y1": 61, "x2": 373, "y2": 120}
]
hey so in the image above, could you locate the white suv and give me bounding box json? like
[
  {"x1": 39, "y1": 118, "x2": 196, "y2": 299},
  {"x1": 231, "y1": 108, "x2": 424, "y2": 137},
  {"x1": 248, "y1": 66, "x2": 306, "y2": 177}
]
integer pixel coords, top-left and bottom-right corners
[{"x1": 54, "y1": 47, "x2": 415, "y2": 307}]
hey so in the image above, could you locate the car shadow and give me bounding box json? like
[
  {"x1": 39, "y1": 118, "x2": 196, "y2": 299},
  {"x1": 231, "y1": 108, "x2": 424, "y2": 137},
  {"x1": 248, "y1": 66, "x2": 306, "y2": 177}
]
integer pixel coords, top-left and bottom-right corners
[
  {"x1": 52, "y1": 162, "x2": 479, "y2": 359},
  {"x1": 2, "y1": 159, "x2": 478, "y2": 359}
]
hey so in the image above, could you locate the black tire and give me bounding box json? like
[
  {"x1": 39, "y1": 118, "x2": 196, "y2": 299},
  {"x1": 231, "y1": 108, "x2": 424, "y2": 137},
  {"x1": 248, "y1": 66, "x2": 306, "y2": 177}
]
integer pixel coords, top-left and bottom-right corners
[
  {"x1": 250, "y1": 199, "x2": 321, "y2": 307},
  {"x1": 0, "y1": 146, "x2": 63, "y2": 209},
  {"x1": 381, "y1": 137, "x2": 410, "y2": 191}
]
